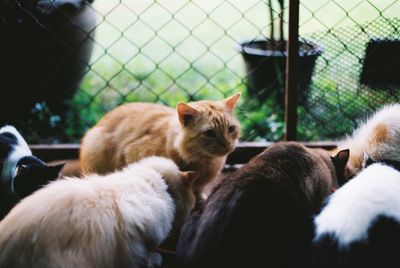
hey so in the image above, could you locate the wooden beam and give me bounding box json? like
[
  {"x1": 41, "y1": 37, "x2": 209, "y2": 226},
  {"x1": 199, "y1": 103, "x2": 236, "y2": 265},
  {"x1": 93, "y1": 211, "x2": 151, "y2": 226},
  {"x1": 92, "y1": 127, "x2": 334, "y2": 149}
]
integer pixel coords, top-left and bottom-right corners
[
  {"x1": 30, "y1": 141, "x2": 338, "y2": 165},
  {"x1": 30, "y1": 144, "x2": 80, "y2": 162}
]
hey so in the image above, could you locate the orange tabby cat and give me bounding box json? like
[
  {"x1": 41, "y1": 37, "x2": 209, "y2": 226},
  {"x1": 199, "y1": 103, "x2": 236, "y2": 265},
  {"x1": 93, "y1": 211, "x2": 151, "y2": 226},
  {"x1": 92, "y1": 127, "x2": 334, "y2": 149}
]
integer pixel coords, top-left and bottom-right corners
[{"x1": 80, "y1": 93, "x2": 241, "y2": 201}]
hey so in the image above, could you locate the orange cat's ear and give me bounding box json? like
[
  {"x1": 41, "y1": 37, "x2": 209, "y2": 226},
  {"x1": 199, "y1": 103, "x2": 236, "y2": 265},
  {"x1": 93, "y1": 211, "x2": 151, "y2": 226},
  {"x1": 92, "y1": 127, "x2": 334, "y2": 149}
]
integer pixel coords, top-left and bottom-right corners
[
  {"x1": 181, "y1": 171, "x2": 200, "y2": 186},
  {"x1": 224, "y1": 93, "x2": 241, "y2": 112},
  {"x1": 177, "y1": 103, "x2": 199, "y2": 126}
]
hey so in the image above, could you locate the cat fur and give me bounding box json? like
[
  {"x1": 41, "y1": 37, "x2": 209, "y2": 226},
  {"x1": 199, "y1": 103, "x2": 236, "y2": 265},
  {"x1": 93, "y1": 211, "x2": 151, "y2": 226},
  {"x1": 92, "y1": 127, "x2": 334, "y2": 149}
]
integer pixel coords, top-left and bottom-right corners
[
  {"x1": 333, "y1": 104, "x2": 400, "y2": 181},
  {"x1": 312, "y1": 162, "x2": 400, "y2": 268},
  {"x1": 0, "y1": 125, "x2": 63, "y2": 218},
  {"x1": 80, "y1": 94, "x2": 241, "y2": 201},
  {"x1": 0, "y1": 156, "x2": 197, "y2": 268},
  {"x1": 176, "y1": 142, "x2": 349, "y2": 268}
]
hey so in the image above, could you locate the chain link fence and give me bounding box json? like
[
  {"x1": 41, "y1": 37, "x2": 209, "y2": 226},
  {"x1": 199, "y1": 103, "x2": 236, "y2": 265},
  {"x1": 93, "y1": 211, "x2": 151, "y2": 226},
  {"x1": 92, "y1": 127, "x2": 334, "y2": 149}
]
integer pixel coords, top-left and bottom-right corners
[
  {"x1": 0, "y1": 0, "x2": 399, "y2": 144},
  {"x1": 299, "y1": 0, "x2": 400, "y2": 140}
]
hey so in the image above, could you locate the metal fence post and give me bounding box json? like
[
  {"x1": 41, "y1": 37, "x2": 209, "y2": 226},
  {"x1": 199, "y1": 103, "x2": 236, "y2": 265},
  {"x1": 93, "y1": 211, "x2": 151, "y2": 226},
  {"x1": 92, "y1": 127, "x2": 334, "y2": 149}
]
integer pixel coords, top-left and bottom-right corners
[{"x1": 284, "y1": 0, "x2": 299, "y2": 141}]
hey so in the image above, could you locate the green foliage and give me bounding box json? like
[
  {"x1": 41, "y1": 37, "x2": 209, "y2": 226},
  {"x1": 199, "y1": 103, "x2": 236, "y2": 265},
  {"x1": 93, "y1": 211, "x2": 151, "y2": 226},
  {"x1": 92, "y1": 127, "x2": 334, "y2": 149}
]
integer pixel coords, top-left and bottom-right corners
[
  {"x1": 61, "y1": 65, "x2": 288, "y2": 144},
  {"x1": 23, "y1": 102, "x2": 63, "y2": 143},
  {"x1": 22, "y1": 68, "x2": 374, "y2": 144},
  {"x1": 23, "y1": 64, "x2": 388, "y2": 144},
  {"x1": 24, "y1": 37, "x2": 396, "y2": 144},
  {"x1": 236, "y1": 91, "x2": 285, "y2": 142}
]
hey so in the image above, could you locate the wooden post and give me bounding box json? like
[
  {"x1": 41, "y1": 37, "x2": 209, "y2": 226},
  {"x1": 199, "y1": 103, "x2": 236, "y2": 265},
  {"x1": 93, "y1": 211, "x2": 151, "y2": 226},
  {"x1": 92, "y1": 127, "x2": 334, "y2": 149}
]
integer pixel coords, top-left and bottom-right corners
[{"x1": 284, "y1": 0, "x2": 299, "y2": 141}]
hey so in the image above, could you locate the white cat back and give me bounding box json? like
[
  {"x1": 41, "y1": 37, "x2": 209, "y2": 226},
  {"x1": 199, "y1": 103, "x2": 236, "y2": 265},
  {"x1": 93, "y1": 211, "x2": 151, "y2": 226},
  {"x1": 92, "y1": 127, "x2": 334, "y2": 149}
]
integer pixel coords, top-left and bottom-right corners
[
  {"x1": 133, "y1": 155, "x2": 181, "y2": 180},
  {"x1": 314, "y1": 163, "x2": 400, "y2": 247},
  {"x1": 0, "y1": 125, "x2": 31, "y2": 152},
  {"x1": 0, "y1": 125, "x2": 32, "y2": 182},
  {"x1": 0, "y1": 156, "x2": 179, "y2": 268},
  {"x1": 366, "y1": 105, "x2": 400, "y2": 160}
]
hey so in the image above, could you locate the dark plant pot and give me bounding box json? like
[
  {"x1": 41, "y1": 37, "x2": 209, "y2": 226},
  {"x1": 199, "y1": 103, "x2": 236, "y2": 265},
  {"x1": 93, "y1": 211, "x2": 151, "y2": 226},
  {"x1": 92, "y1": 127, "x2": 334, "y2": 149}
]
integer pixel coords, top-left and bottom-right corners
[
  {"x1": 0, "y1": 1, "x2": 96, "y2": 125},
  {"x1": 360, "y1": 38, "x2": 400, "y2": 88},
  {"x1": 236, "y1": 40, "x2": 324, "y2": 106}
]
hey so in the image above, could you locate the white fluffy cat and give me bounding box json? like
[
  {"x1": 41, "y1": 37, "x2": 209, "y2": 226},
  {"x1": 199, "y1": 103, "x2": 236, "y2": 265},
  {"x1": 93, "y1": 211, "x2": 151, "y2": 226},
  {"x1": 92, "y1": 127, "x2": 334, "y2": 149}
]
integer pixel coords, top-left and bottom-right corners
[
  {"x1": 0, "y1": 156, "x2": 197, "y2": 268},
  {"x1": 333, "y1": 104, "x2": 400, "y2": 181}
]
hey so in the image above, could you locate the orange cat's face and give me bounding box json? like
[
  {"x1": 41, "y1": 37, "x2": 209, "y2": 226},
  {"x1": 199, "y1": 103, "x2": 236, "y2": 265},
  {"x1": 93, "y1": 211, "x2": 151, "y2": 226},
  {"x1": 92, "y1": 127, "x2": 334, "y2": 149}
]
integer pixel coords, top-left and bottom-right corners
[{"x1": 177, "y1": 94, "x2": 241, "y2": 158}]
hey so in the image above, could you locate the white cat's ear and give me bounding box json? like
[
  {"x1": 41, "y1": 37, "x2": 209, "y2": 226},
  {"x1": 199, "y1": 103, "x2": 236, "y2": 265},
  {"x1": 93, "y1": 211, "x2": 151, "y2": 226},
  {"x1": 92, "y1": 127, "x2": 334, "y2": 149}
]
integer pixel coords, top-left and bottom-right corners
[
  {"x1": 181, "y1": 171, "x2": 200, "y2": 186},
  {"x1": 177, "y1": 103, "x2": 199, "y2": 126},
  {"x1": 224, "y1": 93, "x2": 241, "y2": 112}
]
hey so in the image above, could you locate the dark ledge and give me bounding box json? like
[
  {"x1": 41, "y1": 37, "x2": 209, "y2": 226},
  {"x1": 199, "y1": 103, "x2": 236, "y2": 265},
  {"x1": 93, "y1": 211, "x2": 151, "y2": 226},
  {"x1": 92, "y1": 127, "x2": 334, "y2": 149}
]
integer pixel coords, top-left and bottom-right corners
[{"x1": 30, "y1": 141, "x2": 338, "y2": 165}]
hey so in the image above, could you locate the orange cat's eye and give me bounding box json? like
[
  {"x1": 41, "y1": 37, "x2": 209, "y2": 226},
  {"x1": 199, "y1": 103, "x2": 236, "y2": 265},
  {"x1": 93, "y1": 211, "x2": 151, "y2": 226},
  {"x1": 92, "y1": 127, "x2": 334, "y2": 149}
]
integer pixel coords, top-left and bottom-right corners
[
  {"x1": 203, "y1": 129, "x2": 216, "y2": 137},
  {"x1": 228, "y1": 126, "x2": 236, "y2": 133}
]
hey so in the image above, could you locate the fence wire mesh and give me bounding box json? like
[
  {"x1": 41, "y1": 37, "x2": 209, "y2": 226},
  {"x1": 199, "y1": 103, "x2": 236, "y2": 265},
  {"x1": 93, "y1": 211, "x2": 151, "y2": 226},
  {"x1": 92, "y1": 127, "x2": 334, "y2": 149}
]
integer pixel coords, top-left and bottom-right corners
[
  {"x1": 299, "y1": 0, "x2": 400, "y2": 140},
  {"x1": 0, "y1": 0, "x2": 399, "y2": 144}
]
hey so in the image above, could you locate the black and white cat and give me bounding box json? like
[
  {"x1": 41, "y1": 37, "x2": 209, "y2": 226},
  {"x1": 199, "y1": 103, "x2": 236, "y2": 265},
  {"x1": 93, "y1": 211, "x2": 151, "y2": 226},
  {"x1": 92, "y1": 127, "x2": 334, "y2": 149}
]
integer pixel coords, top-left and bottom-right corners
[
  {"x1": 312, "y1": 157, "x2": 400, "y2": 268},
  {"x1": 0, "y1": 125, "x2": 64, "y2": 218}
]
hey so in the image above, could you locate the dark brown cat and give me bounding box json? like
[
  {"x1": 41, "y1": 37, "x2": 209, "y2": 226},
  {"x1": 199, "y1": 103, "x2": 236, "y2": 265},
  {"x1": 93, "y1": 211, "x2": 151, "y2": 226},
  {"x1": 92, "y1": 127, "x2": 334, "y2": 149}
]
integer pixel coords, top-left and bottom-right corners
[{"x1": 176, "y1": 142, "x2": 349, "y2": 268}]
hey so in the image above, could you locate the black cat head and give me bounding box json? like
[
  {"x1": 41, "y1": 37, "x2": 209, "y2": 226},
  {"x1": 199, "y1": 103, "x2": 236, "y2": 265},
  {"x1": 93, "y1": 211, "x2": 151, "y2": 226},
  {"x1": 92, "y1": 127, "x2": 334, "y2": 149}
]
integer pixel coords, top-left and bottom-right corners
[
  {"x1": 331, "y1": 149, "x2": 350, "y2": 187},
  {"x1": 12, "y1": 157, "x2": 65, "y2": 199}
]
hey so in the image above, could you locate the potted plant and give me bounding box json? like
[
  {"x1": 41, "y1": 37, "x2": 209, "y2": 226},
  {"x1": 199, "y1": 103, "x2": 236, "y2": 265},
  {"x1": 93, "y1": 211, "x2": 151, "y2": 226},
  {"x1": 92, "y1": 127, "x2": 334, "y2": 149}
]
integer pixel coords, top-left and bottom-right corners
[
  {"x1": 236, "y1": 0, "x2": 324, "y2": 106},
  {"x1": 360, "y1": 38, "x2": 400, "y2": 89},
  {"x1": 0, "y1": 0, "x2": 96, "y2": 140}
]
